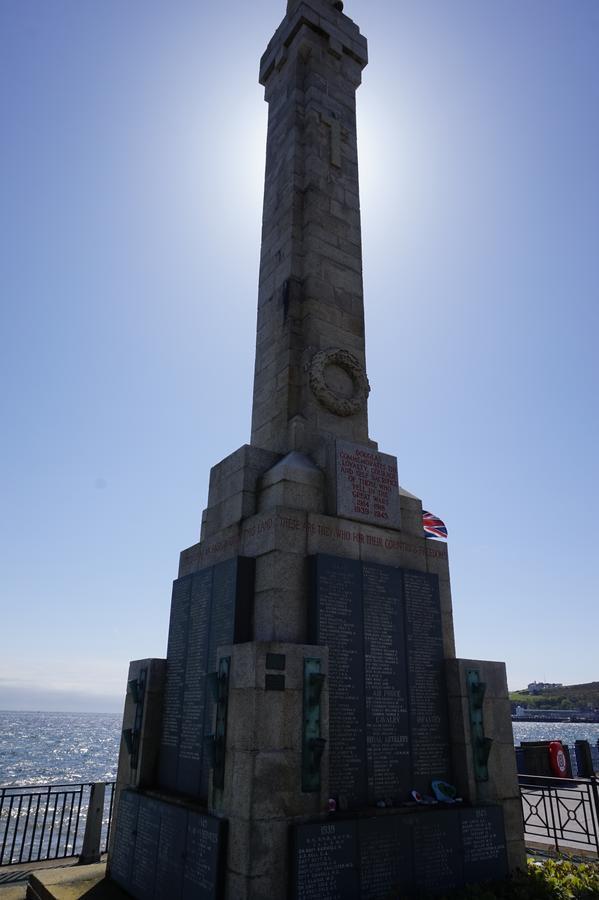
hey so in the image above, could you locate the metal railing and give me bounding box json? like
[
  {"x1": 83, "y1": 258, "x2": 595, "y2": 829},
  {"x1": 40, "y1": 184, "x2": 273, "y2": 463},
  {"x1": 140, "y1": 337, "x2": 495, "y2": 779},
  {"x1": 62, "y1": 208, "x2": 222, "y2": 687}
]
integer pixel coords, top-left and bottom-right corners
[
  {"x1": 7, "y1": 775, "x2": 599, "y2": 865},
  {"x1": 0, "y1": 781, "x2": 115, "y2": 868},
  {"x1": 520, "y1": 773, "x2": 599, "y2": 857}
]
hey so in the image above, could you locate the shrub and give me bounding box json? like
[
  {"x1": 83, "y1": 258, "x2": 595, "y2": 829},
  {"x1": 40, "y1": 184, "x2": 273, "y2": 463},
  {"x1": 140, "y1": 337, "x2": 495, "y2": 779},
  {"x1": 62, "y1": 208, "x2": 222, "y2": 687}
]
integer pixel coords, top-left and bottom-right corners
[{"x1": 404, "y1": 859, "x2": 599, "y2": 899}]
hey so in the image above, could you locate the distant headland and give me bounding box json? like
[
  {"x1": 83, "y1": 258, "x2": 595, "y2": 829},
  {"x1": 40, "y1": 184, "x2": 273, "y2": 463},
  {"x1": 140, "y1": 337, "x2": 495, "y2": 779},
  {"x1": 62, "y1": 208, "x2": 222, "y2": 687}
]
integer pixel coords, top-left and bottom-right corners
[{"x1": 510, "y1": 681, "x2": 599, "y2": 722}]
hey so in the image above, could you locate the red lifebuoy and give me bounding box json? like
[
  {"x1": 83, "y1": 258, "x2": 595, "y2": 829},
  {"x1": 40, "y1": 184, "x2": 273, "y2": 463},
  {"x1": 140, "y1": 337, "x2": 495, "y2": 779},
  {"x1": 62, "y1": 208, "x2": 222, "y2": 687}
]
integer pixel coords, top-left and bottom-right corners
[{"x1": 549, "y1": 741, "x2": 568, "y2": 778}]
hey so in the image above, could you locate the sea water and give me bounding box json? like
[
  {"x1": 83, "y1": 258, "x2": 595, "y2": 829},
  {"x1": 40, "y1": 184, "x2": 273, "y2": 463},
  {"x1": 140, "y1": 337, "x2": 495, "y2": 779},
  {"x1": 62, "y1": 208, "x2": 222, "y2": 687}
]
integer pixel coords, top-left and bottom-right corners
[
  {"x1": 0, "y1": 711, "x2": 121, "y2": 786},
  {"x1": 1, "y1": 711, "x2": 598, "y2": 788},
  {"x1": 512, "y1": 720, "x2": 599, "y2": 749}
]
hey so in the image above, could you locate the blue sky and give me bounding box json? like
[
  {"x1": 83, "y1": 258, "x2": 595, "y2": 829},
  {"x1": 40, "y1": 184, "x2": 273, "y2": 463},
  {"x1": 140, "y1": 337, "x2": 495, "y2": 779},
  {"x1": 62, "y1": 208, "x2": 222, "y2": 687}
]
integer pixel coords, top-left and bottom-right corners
[{"x1": 1, "y1": 0, "x2": 597, "y2": 712}]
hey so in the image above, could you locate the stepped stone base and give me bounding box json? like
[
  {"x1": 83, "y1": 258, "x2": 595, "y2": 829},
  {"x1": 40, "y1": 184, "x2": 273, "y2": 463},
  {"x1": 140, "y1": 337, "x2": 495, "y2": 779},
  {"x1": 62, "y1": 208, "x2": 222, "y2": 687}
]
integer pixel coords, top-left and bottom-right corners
[{"x1": 108, "y1": 443, "x2": 525, "y2": 899}]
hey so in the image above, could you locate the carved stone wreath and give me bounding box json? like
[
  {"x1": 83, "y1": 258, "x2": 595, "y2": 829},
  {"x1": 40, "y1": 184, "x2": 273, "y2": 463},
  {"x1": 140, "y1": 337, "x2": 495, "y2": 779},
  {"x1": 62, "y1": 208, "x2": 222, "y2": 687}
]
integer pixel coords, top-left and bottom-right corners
[{"x1": 309, "y1": 348, "x2": 370, "y2": 417}]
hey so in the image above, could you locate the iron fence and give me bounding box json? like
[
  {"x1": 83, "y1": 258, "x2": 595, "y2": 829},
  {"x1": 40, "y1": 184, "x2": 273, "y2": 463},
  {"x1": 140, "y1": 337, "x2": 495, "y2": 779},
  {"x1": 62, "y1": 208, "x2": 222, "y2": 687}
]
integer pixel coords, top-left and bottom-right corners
[
  {"x1": 5, "y1": 775, "x2": 599, "y2": 866},
  {"x1": 520, "y1": 774, "x2": 599, "y2": 857},
  {"x1": 0, "y1": 781, "x2": 115, "y2": 867}
]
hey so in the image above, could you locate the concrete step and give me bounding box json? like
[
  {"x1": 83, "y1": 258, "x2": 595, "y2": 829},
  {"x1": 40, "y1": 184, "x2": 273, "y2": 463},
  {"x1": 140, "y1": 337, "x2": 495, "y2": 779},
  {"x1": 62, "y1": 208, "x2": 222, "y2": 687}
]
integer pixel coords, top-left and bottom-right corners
[
  {"x1": 26, "y1": 865, "x2": 128, "y2": 900},
  {"x1": 0, "y1": 885, "x2": 27, "y2": 900}
]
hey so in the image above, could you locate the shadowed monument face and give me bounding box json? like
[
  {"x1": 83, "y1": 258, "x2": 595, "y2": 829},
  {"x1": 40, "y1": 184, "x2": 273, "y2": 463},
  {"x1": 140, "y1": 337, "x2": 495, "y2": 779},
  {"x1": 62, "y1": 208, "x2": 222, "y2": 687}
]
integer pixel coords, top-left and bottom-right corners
[{"x1": 252, "y1": 0, "x2": 370, "y2": 460}]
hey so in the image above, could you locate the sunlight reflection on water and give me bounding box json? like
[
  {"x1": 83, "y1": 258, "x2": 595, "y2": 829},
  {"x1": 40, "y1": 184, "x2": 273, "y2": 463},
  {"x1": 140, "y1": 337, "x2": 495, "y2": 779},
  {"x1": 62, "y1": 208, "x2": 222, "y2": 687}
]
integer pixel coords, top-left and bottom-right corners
[{"x1": 0, "y1": 711, "x2": 121, "y2": 786}]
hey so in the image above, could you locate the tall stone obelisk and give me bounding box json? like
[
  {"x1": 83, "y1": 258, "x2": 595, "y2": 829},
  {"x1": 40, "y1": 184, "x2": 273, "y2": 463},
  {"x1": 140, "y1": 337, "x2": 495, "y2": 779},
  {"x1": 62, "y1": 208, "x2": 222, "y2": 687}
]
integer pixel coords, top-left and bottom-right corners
[
  {"x1": 108, "y1": 2, "x2": 525, "y2": 899},
  {"x1": 251, "y1": 0, "x2": 371, "y2": 461}
]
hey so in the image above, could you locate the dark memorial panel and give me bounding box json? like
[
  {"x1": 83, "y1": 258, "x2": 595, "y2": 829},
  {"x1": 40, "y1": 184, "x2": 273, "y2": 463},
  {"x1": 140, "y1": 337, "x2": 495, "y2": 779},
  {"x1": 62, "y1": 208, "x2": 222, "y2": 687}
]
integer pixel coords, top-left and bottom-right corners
[
  {"x1": 110, "y1": 792, "x2": 226, "y2": 900},
  {"x1": 461, "y1": 807, "x2": 508, "y2": 885},
  {"x1": 310, "y1": 554, "x2": 452, "y2": 806},
  {"x1": 110, "y1": 789, "x2": 139, "y2": 891},
  {"x1": 158, "y1": 557, "x2": 254, "y2": 800},
  {"x1": 293, "y1": 821, "x2": 359, "y2": 900},
  {"x1": 209, "y1": 560, "x2": 238, "y2": 670},
  {"x1": 130, "y1": 796, "x2": 161, "y2": 899},
  {"x1": 413, "y1": 811, "x2": 463, "y2": 895},
  {"x1": 404, "y1": 570, "x2": 452, "y2": 793},
  {"x1": 159, "y1": 576, "x2": 193, "y2": 791},
  {"x1": 310, "y1": 555, "x2": 367, "y2": 807},
  {"x1": 155, "y1": 803, "x2": 187, "y2": 900},
  {"x1": 182, "y1": 812, "x2": 226, "y2": 900},
  {"x1": 291, "y1": 807, "x2": 508, "y2": 900},
  {"x1": 179, "y1": 569, "x2": 212, "y2": 797},
  {"x1": 359, "y1": 816, "x2": 412, "y2": 900},
  {"x1": 362, "y1": 564, "x2": 410, "y2": 802}
]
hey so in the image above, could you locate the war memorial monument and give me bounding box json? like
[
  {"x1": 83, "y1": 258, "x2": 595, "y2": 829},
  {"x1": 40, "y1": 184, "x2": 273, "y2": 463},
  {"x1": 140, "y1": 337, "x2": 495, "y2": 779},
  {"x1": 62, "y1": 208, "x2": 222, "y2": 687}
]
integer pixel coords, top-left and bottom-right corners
[{"x1": 107, "y1": 0, "x2": 525, "y2": 896}]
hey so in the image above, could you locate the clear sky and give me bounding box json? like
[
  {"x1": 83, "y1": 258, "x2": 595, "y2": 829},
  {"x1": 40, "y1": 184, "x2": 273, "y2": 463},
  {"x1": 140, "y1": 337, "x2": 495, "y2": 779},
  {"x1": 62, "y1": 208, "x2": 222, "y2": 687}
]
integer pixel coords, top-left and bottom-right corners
[{"x1": 1, "y1": 0, "x2": 597, "y2": 712}]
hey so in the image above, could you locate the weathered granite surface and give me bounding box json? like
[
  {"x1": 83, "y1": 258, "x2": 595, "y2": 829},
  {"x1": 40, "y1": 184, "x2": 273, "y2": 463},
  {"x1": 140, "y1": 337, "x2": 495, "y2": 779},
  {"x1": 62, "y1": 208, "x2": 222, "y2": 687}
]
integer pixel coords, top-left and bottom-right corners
[{"x1": 108, "y1": 2, "x2": 524, "y2": 898}]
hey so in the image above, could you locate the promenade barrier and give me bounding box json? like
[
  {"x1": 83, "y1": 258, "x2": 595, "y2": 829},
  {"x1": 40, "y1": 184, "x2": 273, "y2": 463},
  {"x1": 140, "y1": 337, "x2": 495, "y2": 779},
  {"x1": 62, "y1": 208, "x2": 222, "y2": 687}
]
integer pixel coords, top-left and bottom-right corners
[
  {"x1": 4, "y1": 775, "x2": 598, "y2": 865},
  {"x1": 0, "y1": 781, "x2": 115, "y2": 867},
  {"x1": 516, "y1": 739, "x2": 599, "y2": 780},
  {"x1": 520, "y1": 773, "x2": 599, "y2": 858}
]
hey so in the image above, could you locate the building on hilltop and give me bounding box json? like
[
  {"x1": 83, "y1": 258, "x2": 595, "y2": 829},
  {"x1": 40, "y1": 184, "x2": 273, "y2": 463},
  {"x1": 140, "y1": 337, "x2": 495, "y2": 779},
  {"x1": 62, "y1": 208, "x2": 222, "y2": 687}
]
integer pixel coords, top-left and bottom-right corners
[{"x1": 527, "y1": 681, "x2": 564, "y2": 694}]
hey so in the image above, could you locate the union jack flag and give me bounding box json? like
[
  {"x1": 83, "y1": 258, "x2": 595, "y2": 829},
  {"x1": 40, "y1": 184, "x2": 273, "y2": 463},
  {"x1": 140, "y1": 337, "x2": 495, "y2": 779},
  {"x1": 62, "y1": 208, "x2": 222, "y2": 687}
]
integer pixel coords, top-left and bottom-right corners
[{"x1": 423, "y1": 510, "x2": 448, "y2": 540}]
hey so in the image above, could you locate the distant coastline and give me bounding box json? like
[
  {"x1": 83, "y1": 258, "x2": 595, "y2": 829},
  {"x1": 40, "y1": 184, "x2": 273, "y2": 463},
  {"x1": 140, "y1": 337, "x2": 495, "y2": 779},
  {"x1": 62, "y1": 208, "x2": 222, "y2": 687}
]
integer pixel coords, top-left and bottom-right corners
[{"x1": 509, "y1": 681, "x2": 599, "y2": 726}]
